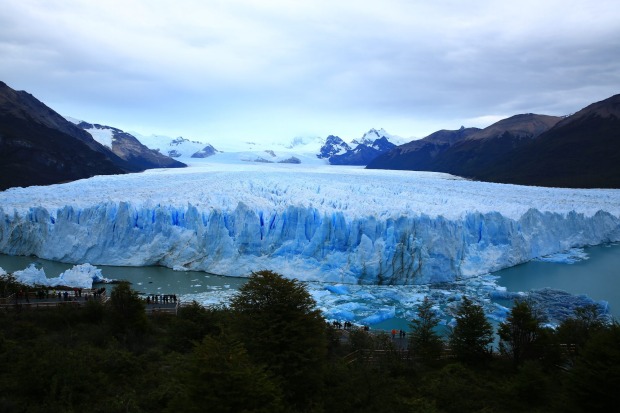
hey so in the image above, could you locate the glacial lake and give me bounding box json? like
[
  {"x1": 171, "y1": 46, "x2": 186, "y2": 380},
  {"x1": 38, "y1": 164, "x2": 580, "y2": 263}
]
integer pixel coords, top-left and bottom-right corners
[
  {"x1": 1, "y1": 242, "x2": 619, "y2": 329},
  {"x1": 495, "y1": 243, "x2": 620, "y2": 318}
]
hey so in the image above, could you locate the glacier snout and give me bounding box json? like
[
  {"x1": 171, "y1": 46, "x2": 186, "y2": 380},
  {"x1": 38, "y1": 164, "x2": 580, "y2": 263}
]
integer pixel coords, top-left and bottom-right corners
[{"x1": 1, "y1": 203, "x2": 619, "y2": 285}]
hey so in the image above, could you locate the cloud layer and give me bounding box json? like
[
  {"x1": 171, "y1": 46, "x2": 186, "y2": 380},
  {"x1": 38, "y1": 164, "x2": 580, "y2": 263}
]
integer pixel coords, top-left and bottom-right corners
[{"x1": 1, "y1": 0, "x2": 619, "y2": 143}]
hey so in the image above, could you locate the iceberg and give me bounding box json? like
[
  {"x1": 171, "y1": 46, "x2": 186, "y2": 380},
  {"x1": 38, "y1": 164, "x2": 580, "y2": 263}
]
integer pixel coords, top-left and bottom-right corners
[
  {"x1": 1, "y1": 163, "x2": 619, "y2": 285},
  {"x1": 13, "y1": 264, "x2": 48, "y2": 286},
  {"x1": 11, "y1": 263, "x2": 106, "y2": 288}
]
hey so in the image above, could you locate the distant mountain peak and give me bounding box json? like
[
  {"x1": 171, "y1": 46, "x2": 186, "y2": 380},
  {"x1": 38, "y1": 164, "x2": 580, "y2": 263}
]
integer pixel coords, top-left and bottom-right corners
[
  {"x1": 317, "y1": 135, "x2": 350, "y2": 159},
  {"x1": 320, "y1": 129, "x2": 399, "y2": 166},
  {"x1": 352, "y1": 128, "x2": 393, "y2": 146}
]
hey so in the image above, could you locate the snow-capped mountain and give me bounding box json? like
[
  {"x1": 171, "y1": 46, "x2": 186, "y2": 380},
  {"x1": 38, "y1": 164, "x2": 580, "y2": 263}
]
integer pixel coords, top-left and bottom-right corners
[
  {"x1": 317, "y1": 135, "x2": 351, "y2": 159},
  {"x1": 127, "y1": 128, "x2": 404, "y2": 167},
  {"x1": 132, "y1": 132, "x2": 329, "y2": 165},
  {"x1": 68, "y1": 119, "x2": 186, "y2": 169},
  {"x1": 132, "y1": 133, "x2": 214, "y2": 159},
  {"x1": 324, "y1": 128, "x2": 404, "y2": 165},
  {"x1": 352, "y1": 128, "x2": 406, "y2": 146}
]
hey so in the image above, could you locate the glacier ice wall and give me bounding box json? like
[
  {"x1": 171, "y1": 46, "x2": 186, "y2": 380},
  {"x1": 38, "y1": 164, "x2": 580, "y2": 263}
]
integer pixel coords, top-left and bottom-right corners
[{"x1": 1, "y1": 202, "x2": 619, "y2": 284}]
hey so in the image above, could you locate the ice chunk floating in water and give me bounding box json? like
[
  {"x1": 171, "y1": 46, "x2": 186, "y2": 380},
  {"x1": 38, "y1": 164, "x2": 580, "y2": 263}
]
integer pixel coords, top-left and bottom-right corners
[
  {"x1": 11, "y1": 263, "x2": 108, "y2": 288},
  {"x1": 535, "y1": 247, "x2": 590, "y2": 264},
  {"x1": 1, "y1": 164, "x2": 619, "y2": 285}
]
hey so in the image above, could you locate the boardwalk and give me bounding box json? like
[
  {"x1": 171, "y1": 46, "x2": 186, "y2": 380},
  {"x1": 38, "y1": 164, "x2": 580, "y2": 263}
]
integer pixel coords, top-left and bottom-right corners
[
  {"x1": 0, "y1": 289, "x2": 180, "y2": 315},
  {"x1": 0, "y1": 288, "x2": 107, "y2": 309}
]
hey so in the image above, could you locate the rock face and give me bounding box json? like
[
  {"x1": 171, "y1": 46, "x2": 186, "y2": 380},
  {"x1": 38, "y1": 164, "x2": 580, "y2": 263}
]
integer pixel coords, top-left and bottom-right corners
[
  {"x1": 0, "y1": 81, "x2": 134, "y2": 190},
  {"x1": 74, "y1": 121, "x2": 186, "y2": 169},
  {"x1": 317, "y1": 135, "x2": 351, "y2": 159},
  {"x1": 191, "y1": 144, "x2": 218, "y2": 158},
  {"x1": 368, "y1": 94, "x2": 620, "y2": 188}
]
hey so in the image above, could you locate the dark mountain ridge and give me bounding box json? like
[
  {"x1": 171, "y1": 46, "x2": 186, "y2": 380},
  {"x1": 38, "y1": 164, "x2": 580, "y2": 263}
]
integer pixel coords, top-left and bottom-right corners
[
  {"x1": 367, "y1": 126, "x2": 480, "y2": 170},
  {"x1": 0, "y1": 81, "x2": 183, "y2": 191},
  {"x1": 476, "y1": 94, "x2": 620, "y2": 188},
  {"x1": 367, "y1": 94, "x2": 620, "y2": 188},
  {"x1": 427, "y1": 114, "x2": 562, "y2": 178}
]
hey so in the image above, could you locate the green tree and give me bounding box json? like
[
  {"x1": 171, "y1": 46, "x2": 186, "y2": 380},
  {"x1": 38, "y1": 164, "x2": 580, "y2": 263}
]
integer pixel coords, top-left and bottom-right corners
[
  {"x1": 449, "y1": 296, "x2": 493, "y2": 364},
  {"x1": 565, "y1": 322, "x2": 620, "y2": 412},
  {"x1": 173, "y1": 335, "x2": 284, "y2": 413},
  {"x1": 107, "y1": 281, "x2": 148, "y2": 335},
  {"x1": 229, "y1": 270, "x2": 327, "y2": 410},
  {"x1": 409, "y1": 297, "x2": 444, "y2": 363},
  {"x1": 166, "y1": 301, "x2": 224, "y2": 352},
  {"x1": 498, "y1": 300, "x2": 544, "y2": 366},
  {"x1": 556, "y1": 303, "x2": 607, "y2": 354}
]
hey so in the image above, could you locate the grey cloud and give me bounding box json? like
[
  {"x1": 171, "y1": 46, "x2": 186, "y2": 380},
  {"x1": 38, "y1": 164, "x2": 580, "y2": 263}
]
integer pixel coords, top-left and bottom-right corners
[{"x1": 1, "y1": 0, "x2": 619, "y2": 141}]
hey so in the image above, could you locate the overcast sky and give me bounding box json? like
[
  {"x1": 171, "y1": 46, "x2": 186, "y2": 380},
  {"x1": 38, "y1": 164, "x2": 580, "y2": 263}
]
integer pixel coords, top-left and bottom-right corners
[{"x1": 1, "y1": 0, "x2": 619, "y2": 144}]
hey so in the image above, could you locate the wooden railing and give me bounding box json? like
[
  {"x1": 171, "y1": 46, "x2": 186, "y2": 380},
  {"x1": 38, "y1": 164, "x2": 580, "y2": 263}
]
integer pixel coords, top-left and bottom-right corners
[
  {"x1": 145, "y1": 301, "x2": 179, "y2": 315},
  {"x1": 0, "y1": 288, "x2": 108, "y2": 309}
]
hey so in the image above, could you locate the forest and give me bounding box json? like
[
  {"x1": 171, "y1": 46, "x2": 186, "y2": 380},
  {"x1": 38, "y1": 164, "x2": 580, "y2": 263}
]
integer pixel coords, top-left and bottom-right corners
[{"x1": 0, "y1": 270, "x2": 618, "y2": 413}]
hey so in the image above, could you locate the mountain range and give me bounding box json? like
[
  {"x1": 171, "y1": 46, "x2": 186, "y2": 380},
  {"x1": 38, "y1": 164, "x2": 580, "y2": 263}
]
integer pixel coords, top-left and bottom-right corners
[
  {"x1": 1, "y1": 79, "x2": 618, "y2": 190},
  {"x1": 0, "y1": 81, "x2": 184, "y2": 190},
  {"x1": 367, "y1": 94, "x2": 620, "y2": 188}
]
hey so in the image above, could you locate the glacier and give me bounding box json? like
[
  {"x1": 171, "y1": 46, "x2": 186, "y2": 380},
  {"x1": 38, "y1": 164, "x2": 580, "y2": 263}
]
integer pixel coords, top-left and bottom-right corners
[{"x1": 1, "y1": 161, "x2": 619, "y2": 285}]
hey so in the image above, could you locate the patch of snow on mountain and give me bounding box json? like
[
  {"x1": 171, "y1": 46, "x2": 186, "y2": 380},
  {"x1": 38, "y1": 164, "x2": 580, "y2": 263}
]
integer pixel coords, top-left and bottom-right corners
[
  {"x1": 85, "y1": 126, "x2": 114, "y2": 148},
  {"x1": 65, "y1": 116, "x2": 114, "y2": 148}
]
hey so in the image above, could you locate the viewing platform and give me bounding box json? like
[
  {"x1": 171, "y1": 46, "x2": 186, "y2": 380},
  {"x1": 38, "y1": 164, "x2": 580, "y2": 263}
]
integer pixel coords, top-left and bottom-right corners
[
  {"x1": 0, "y1": 287, "x2": 108, "y2": 309},
  {"x1": 0, "y1": 288, "x2": 182, "y2": 316}
]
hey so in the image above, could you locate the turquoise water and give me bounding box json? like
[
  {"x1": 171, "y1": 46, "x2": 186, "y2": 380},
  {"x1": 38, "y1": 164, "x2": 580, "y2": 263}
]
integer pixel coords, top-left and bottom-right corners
[
  {"x1": 495, "y1": 243, "x2": 620, "y2": 318},
  {"x1": 2, "y1": 242, "x2": 619, "y2": 325},
  {"x1": 0, "y1": 255, "x2": 246, "y2": 296}
]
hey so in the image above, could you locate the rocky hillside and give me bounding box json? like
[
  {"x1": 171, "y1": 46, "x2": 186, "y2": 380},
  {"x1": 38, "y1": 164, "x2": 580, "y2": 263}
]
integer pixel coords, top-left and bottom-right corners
[
  {"x1": 476, "y1": 94, "x2": 620, "y2": 188},
  {"x1": 0, "y1": 81, "x2": 184, "y2": 191},
  {"x1": 368, "y1": 94, "x2": 620, "y2": 188},
  {"x1": 0, "y1": 81, "x2": 134, "y2": 190},
  {"x1": 367, "y1": 126, "x2": 481, "y2": 170},
  {"x1": 72, "y1": 121, "x2": 186, "y2": 169}
]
